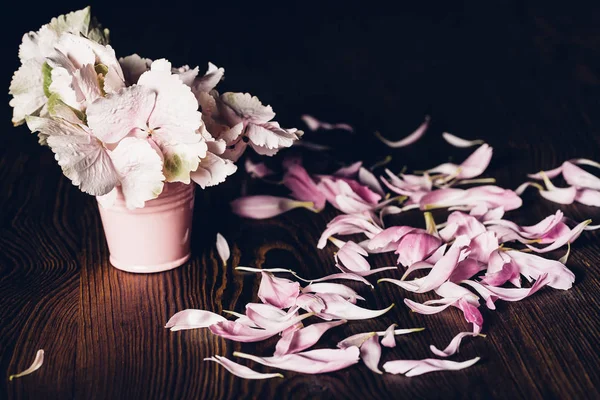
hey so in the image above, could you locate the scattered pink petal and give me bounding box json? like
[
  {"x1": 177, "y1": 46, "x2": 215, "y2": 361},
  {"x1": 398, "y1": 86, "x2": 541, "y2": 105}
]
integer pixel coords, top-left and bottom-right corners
[
  {"x1": 216, "y1": 233, "x2": 230, "y2": 266},
  {"x1": 233, "y1": 347, "x2": 360, "y2": 374},
  {"x1": 360, "y1": 333, "x2": 383, "y2": 374},
  {"x1": 381, "y1": 324, "x2": 397, "y2": 348},
  {"x1": 231, "y1": 195, "x2": 316, "y2": 219},
  {"x1": 209, "y1": 313, "x2": 313, "y2": 342},
  {"x1": 336, "y1": 241, "x2": 371, "y2": 273},
  {"x1": 442, "y1": 132, "x2": 485, "y2": 148},
  {"x1": 9, "y1": 349, "x2": 44, "y2": 381},
  {"x1": 375, "y1": 116, "x2": 430, "y2": 148},
  {"x1": 204, "y1": 356, "x2": 283, "y2": 379},
  {"x1": 302, "y1": 283, "x2": 364, "y2": 303},
  {"x1": 575, "y1": 188, "x2": 600, "y2": 206},
  {"x1": 539, "y1": 185, "x2": 577, "y2": 204},
  {"x1": 165, "y1": 309, "x2": 227, "y2": 331},
  {"x1": 318, "y1": 214, "x2": 382, "y2": 249},
  {"x1": 258, "y1": 272, "x2": 300, "y2": 309},
  {"x1": 526, "y1": 219, "x2": 591, "y2": 253},
  {"x1": 317, "y1": 293, "x2": 394, "y2": 320},
  {"x1": 396, "y1": 232, "x2": 443, "y2": 267},
  {"x1": 334, "y1": 161, "x2": 363, "y2": 178},
  {"x1": 283, "y1": 164, "x2": 327, "y2": 210},
  {"x1": 505, "y1": 250, "x2": 574, "y2": 290},
  {"x1": 477, "y1": 273, "x2": 550, "y2": 302},
  {"x1": 338, "y1": 328, "x2": 423, "y2": 349},
  {"x1": 301, "y1": 114, "x2": 354, "y2": 132},
  {"x1": 274, "y1": 320, "x2": 347, "y2": 356},
  {"x1": 244, "y1": 158, "x2": 275, "y2": 178},
  {"x1": 383, "y1": 357, "x2": 480, "y2": 376},
  {"x1": 430, "y1": 331, "x2": 478, "y2": 357}
]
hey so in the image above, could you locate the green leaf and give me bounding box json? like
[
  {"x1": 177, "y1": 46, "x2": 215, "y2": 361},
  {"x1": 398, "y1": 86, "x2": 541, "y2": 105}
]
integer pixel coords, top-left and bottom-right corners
[{"x1": 42, "y1": 62, "x2": 53, "y2": 98}]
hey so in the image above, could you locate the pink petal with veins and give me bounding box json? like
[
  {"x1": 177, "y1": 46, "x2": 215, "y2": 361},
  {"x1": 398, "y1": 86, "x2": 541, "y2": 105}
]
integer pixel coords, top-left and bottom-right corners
[
  {"x1": 360, "y1": 334, "x2": 383, "y2": 374},
  {"x1": 367, "y1": 226, "x2": 416, "y2": 250},
  {"x1": 231, "y1": 195, "x2": 316, "y2": 219},
  {"x1": 383, "y1": 357, "x2": 480, "y2": 376},
  {"x1": 375, "y1": 116, "x2": 430, "y2": 148},
  {"x1": 318, "y1": 214, "x2": 382, "y2": 249},
  {"x1": 294, "y1": 294, "x2": 327, "y2": 314},
  {"x1": 478, "y1": 273, "x2": 550, "y2": 301},
  {"x1": 274, "y1": 320, "x2": 347, "y2": 356},
  {"x1": 233, "y1": 347, "x2": 361, "y2": 374},
  {"x1": 414, "y1": 235, "x2": 471, "y2": 293},
  {"x1": 165, "y1": 309, "x2": 226, "y2": 331},
  {"x1": 505, "y1": 250, "x2": 574, "y2": 290},
  {"x1": 358, "y1": 167, "x2": 385, "y2": 196},
  {"x1": 204, "y1": 356, "x2": 283, "y2": 380},
  {"x1": 526, "y1": 219, "x2": 591, "y2": 253},
  {"x1": 258, "y1": 272, "x2": 300, "y2": 309},
  {"x1": 396, "y1": 232, "x2": 442, "y2": 267},
  {"x1": 469, "y1": 231, "x2": 499, "y2": 263},
  {"x1": 283, "y1": 164, "x2": 327, "y2": 210},
  {"x1": 336, "y1": 241, "x2": 371, "y2": 272},
  {"x1": 210, "y1": 313, "x2": 313, "y2": 342}
]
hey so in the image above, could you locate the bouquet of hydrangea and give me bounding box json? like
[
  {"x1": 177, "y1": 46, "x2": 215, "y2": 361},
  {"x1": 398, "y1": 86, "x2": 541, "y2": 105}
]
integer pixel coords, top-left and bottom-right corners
[{"x1": 9, "y1": 7, "x2": 302, "y2": 209}]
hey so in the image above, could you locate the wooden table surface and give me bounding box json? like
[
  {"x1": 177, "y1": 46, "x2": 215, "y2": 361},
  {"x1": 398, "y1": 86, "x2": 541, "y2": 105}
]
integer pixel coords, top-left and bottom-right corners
[{"x1": 2, "y1": 3, "x2": 600, "y2": 399}]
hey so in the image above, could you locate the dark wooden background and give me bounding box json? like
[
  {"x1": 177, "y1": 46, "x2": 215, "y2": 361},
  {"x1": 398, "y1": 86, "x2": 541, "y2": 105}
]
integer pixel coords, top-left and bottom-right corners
[{"x1": 2, "y1": 2, "x2": 600, "y2": 399}]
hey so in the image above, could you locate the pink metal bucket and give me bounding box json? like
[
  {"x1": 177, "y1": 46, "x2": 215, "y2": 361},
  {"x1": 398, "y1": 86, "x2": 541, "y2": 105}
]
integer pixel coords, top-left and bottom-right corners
[{"x1": 97, "y1": 182, "x2": 195, "y2": 273}]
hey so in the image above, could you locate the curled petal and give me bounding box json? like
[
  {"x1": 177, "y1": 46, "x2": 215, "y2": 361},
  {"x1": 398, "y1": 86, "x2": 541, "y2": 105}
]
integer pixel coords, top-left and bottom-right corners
[
  {"x1": 404, "y1": 297, "x2": 458, "y2": 314},
  {"x1": 318, "y1": 293, "x2": 394, "y2": 320},
  {"x1": 165, "y1": 309, "x2": 226, "y2": 331},
  {"x1": 430, "y1": 332, "x2": 478, "y2": 357},
  {"x1": 360, "y1": 334, "x2": 383, "y2": 374},
  {"x1": 527, "y1": 165, "x2": 564, "y2": 180},
  {"x1": 204, "y1": 356, "x2": 283, "y2": 379},
  {"x1": 375, "y1": 116, "x2": 430, "y2": 148},
  {"x1": 539, "y1": 186, "x2": 577, "y2": 205},
  {"x1": 396, "y1": 232, "x2": 442, "y2": 267},
  {"x1": 216, "y1": 233, "x2": 230, "y2": 266},
  {"x1": 381, "y1": 324, "x2": 397, "y2": 348},
  {"x1": 505, "y1": 250, "x2": 574, "y2": 290},
  {"x1": 383, "y1": 357, "x2": 480, "y2": 376},
  {"x1": 275, "y1": 320, "x2": 347, "y2": 356},
  {"x1": 456, "y1": 144, "x2": 493, "y2": 179},
  {"x1": 191, "y1": 152, "x2": 237, "y2": 189},
  {"x1": 562, "y1": 161, "x2": 600, "y2": 190},
  {"x1": 9, "y1": 350, "x2": 44, "y2": 381},
  {"x1": 245, "y1": 158, "x2": 275, "y2": 178},
  {"x1": 233, "y1": 347, "x2": 360, "y2": 374},
  {"x1": 526, "y1": 219, "x2": 591, "y2": 253},
  {"x1": 478, "y1": 273, "x2": 550, "y2": 301},
  {"x1": 338, "y1": 328, "x2": 423, "y2": 349},
  {"x1": 442, "y1": 132, "x2": 485, "y2": 148},
  {"x1": 231, "y1": 196, "x2": 316, "y2": 219},
  {"x1": 302, "y1": 283, "x2": 364, "y2": 303},
  {"x1": 301, "y1": 114, "x2": 354, "y2": 132},
  {"x1": 336, "y1": 241, "x2": 371, "y2": 272},
  {"x1": 210, "y1": 313, "x2": 313, "y2": 342}
]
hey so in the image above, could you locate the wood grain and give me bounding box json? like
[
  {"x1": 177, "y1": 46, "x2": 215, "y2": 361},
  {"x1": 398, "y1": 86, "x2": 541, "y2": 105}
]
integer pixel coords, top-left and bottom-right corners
[{"x1": 2, "y1": 3, "x2": 600, "y2": 399}]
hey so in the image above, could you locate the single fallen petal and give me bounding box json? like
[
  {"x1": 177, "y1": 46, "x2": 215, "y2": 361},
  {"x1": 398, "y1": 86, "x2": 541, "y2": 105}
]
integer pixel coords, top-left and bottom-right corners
[
  {"x1": 318, "y1": 293, "x2": 394, "y2": 320},
  {"x1": 302, "y1": 283, "x2": 364, "y2": 303},
  {"x1": 9, "y1": 350, "x2": 44, "y2": 381},
  {"x1": 358, "y1": 167, "x2": 385, "y2": 196},
  {"x1": 275, "y1": 320, "x2": 347, "y2": 356},
  {"x1": 258, "y1": 272, "x2": 300, "y2": 309},
  {"x1": 505, "y1": 250, "x2": 574, "y2": 290},
  {"x1": 527, "y1": 166, "x2": 564, "y2": 180},
  {"x1": 204, "y1": 356, "x2": 283, "y2": 379},
  {"x1": 456, "y1": 144, "x2": 493, "y2": 179},
  {"x1": 430, "y1": 332, "x2": 478, "y2": 358},
  {"x1": 381, "y1": 324, "x2": 397, "y2": 348},
  {"x1": 216, "y1": 233, "x2": 230, "y2": 266},
  {"x1": 575, "y1": 188, "x2": 600, "y2": 206},
  {"x1": 442, "y1": 132, "x2": 485, "y2": 148},
  {"x1": 383, "y1": 356, "x2": 480, "y2": 376},
  {"x1": 338, "y1": 328, "x2": 424, "y2": 349},
  {"x1": 336, "y1": 241, "x2": 371, "y2": 272},
  {"x1": 231, "y1": 196, "x2": 316, "y2": 219},
  {"x1": 301, "y1": 114, "x2": 354, "y2": 132},
  {"x1": 539, "y1": 186, "x2": 577, "y2": 205},
  {"x1": 283, "y1": 164, "x2": 327, "y2": 210},
  {"x1": 478, "y1": 273, "x2": 550, "y2": 301},
  {"x1": 404, "y1": 297, "x2": 459, "y2": 314},
  {"x1": 165, "y1": 309, "x2": 227, "y2": 331},
  {"x1": 526, "y1": 219, "x2": 591, "y2": 253},
  {"x1": 374, "y1": 116, "x2": 430, "y2": 148},
  {"x1": 235, "y1": 267, "x2": 373, "y2": 287},
  {"x1": 360, "y1": 333, "x2": 383, "y2": 374},
  {"x1": 244, "y1": 158, "x2": 275, "y2": 178},
  {"x1": 233, "y1": 347, "x2": 360, "y2": 374},
  {"x1": 396, "y1": 232, "x2": 443, "y2": 267},
  {"x1": 562, "y1": 161, "x2": 600, "y2": 190},
  {"x1": 210, "y1": 313, "x2": 313, "y2": 342}
]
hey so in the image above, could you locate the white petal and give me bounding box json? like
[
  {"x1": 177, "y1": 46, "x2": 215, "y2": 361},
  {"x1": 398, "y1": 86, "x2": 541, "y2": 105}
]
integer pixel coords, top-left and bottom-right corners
[
  {"x1": 9, "y1": 59, "x2": 46, "y2": 125},
  {"x1": 109, "y1": 137, "x2": 165, "y2": 209},
  {"x1": 190, "y1": 152, "x2": 237, "y2": 189},
  {"x1": 216, "y1": 233, "x2": 230, "y2": 265},
  {"x1": 26, "y1": 116, "x2": 118, "y2": 195}
]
